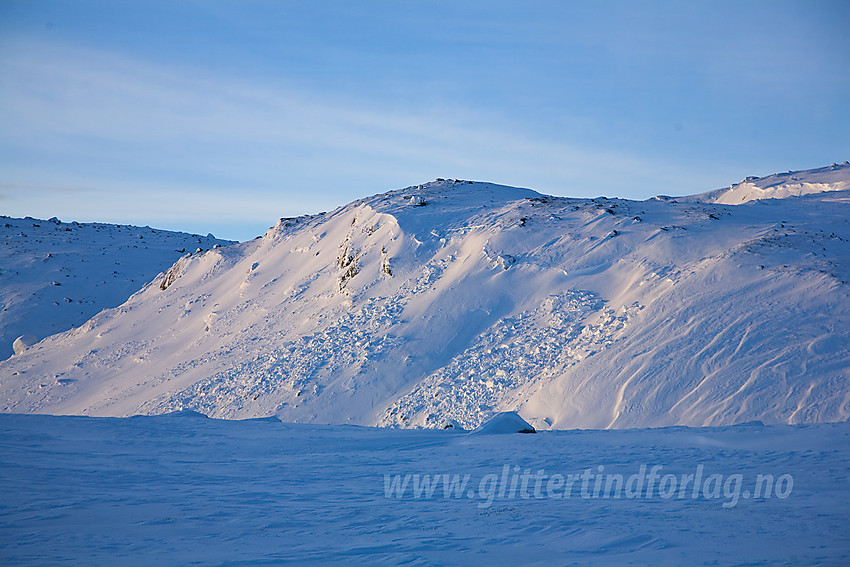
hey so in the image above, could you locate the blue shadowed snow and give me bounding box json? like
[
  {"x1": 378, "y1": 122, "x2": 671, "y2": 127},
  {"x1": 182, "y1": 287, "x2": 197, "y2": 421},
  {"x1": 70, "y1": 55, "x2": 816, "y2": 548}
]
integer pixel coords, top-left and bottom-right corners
[{"x1": 1, "y1": 413, "x2": 848, "y2": 565}]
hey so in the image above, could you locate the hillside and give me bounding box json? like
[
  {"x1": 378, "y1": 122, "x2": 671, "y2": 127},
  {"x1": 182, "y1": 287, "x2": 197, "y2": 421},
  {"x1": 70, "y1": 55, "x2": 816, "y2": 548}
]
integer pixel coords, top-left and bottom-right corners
[
  {"x1": 0, "y1": 217, "x2": 232, "y2": 359},
  {"x1": 1, "y1": 166, "x2": 848, "y2": 429}
]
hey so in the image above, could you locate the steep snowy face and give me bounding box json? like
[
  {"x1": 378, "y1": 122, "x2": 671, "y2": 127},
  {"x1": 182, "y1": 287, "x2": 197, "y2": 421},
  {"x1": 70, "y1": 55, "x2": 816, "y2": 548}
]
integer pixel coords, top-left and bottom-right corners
[
  {"x1": 1, "y1": 173, "x2": 848, "y2": 430},
  {"x1": 0, "y1": 216, "x2": 232, "y2": 359}
]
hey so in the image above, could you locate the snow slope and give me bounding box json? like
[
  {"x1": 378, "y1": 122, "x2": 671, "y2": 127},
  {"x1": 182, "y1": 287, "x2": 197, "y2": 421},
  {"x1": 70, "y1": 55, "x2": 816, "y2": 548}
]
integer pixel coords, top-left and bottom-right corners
[
  {"x1": 1, "y1": 167, "x2": 848, "y2": 430},
  {"x1": 691, "y1": 162, "x2": 850, "y2": 204},
  {"x1": 1, "y1": 413, "x2": 848, "y2": 565},
  {"x1": 0, "y1": 216, "x2": 232, "y2": 359}
]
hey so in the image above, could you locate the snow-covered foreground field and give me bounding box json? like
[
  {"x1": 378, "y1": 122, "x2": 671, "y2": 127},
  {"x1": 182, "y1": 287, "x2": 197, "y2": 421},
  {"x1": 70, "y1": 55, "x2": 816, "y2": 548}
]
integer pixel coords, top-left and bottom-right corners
[{"x1": 1, "y1": 413, "x2": 847, "y2": 566}]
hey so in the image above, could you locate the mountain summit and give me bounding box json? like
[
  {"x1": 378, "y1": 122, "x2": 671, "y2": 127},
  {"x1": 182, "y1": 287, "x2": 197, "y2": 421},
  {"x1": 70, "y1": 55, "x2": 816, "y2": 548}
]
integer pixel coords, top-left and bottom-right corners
[{"x1": 2, "y1": 167, "x2": 849, "y2": 429}]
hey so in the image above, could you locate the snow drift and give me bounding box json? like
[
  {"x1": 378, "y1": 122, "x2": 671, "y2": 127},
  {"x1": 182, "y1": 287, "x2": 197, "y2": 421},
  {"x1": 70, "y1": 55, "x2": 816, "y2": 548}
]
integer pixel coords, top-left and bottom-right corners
[
  {"x1": 471, "y1": 411, "x2": 536, "y2": 434},
  {"x1": 1, "y1": 166, "x2": 848, "y2": 430}
]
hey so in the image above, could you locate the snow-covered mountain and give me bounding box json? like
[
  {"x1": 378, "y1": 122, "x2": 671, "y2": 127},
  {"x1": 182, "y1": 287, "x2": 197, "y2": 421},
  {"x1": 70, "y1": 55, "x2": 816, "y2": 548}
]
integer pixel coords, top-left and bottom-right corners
[
  {"x1": 1, "y1": 165, "x2": 848, "y2": 430},
  {"x1": 0, "y1": 216, "x2": 232, "y2": 359}
]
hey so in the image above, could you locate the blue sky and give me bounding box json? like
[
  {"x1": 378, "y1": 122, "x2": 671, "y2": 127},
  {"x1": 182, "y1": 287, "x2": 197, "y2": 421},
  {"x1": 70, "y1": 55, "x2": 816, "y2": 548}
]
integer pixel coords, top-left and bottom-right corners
[{"x1": 1, "y1": 1, "x2": 848, "y2": 241}]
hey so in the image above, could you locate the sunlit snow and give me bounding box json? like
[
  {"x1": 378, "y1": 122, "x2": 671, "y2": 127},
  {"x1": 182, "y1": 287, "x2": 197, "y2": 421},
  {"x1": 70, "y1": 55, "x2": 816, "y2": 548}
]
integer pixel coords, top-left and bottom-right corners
[{"x1": 2, "y1": 166, "x2": 847, "y2": 430}]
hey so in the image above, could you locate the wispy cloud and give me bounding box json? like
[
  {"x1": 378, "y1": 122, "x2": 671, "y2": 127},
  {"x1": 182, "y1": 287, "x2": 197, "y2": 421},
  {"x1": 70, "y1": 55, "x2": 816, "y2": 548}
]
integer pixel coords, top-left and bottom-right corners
[{"x1": 0, "y1": 37, "x2": 717, "y2": 236}]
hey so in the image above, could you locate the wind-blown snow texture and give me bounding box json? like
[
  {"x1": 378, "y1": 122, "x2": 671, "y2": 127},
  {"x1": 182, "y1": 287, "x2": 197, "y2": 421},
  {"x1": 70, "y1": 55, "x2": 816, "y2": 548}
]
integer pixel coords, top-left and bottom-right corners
[{"x1": 1, "y1": 165, "x2": 849, "y2": 430}]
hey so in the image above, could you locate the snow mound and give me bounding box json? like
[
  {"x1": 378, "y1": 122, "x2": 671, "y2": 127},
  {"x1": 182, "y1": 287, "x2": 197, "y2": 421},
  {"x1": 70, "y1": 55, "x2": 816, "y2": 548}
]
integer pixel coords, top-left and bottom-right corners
[
  {"x1": 155, "y1": 409, "x2": 210, "y2": 419},
  {"x1": 470, "y1": 411, "x2": 536, "y2": 434},
  {"x1": 690, "y1": 163, "x2": 850, "y2": 204}
]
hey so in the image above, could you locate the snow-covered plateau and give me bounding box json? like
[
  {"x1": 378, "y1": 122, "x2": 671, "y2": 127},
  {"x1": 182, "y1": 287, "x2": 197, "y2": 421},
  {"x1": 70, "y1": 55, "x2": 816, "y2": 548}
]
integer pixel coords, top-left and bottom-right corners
[{"x1": 1, "y1": 164, "x2": 849, "y2": 431}]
